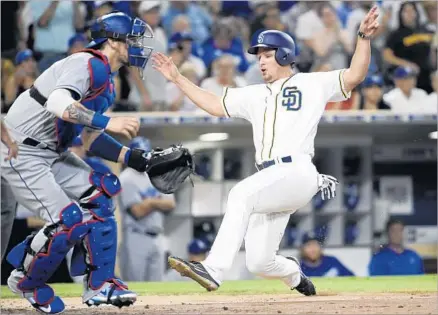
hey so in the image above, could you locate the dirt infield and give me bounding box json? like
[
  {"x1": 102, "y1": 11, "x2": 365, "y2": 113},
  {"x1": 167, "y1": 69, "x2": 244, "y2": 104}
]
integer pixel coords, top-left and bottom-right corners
[{"x1": 1, "y1": 293, "x2": 436, "y2": 314}]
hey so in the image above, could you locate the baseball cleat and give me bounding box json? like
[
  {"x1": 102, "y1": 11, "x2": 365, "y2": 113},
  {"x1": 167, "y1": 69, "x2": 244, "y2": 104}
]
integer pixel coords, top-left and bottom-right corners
[
  {"x1": 168, "y1": 256, "x2": 220, "y2": 291},
  {"x1": 84, "y1": 284, "x2": 137, "y2": 308},
  {"x1": 287, "y1": 257, "x2": 316, "y2": 296}
]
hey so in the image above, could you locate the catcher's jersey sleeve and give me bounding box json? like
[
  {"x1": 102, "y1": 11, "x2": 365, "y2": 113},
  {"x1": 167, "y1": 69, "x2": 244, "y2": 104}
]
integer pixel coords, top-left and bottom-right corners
[
  {"x1": 53, "y1": 53, "x2": 91, "y2": 99},
  {"x1": 221, "y1": 85, "x2": 260, "y2": 121}
]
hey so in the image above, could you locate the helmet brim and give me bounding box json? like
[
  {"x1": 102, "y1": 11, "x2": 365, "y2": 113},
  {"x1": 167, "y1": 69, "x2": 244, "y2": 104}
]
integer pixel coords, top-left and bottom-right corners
[
  {"x1": 86, "y1": 38, "x2": 107, "y2": 48},
  {"x1": 247, "y1": 44, "x2": 276, "y2": 54}
]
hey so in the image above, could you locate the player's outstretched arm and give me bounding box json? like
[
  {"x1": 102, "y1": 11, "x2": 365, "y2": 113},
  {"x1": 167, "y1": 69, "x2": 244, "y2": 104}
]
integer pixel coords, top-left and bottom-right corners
[
  {"x1": 46, "y1": 88, "x2": 139, "y2": 139},
  {"x1": 343, "y1": 6, "x2": 380, "y2": 93},
  {"x1": 152, "y1": 52, "x2": 226, "y2": 117}
]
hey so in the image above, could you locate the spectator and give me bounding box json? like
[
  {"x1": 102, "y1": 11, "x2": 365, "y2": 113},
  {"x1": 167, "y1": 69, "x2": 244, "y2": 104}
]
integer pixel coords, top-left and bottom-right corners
[
  {"x1": 168, "y1": 32, "x2": 206, "y2": 79},
  {"x1": 30, "y1": 1, "x2": 85, "y2": 72},
  {"x1": 201, "y1": 19, "x2": 250, "y2": 73},
  {"x1": 300, "y1": 233, "x2": 354, "y2": 277},
  {"x1": 311, "y1": 3, "x2": 353, "y2": 72},
  {"x1": 162, "y1": 1, "x2": 213, "y2": 45},
  {"x1": 1, "y1": 59, "x2": 16, "y2": 113},
  {"x1": 383, "y1": 66, "x2": 428, "y2": 112},
  {"x1": 128, "y1": 1, "x2": 168, "y2": 111},
  {"x1": 383, "y1": 1, "x2": 434, "y2": 93},
  {"x1": 1, "y1": 1, "x2": 26, "y2": 56},
  {"x1": 382, "y1": 1, "x2": 428, "y2": 31},
  {"x1": 166, "y1": 62, "x2": 200, "y2": 112},
  {"x1": 294, "y1": 2, "x2": 324, "y2": 72},
  {"x1": 355, "y1": 74, "x2": 391, "y2": 110},
  {"x1": 67, "y1": 33, "x2": 88, "y2": 55},
  {"x1": 3, "y1": 49, "x2": 38, "y2": 108},
  {"x1": 93, "y1": 1, "x2": 113, "y2": 18},
  {"x1": 369, "y1": 219, "x2": 424, "y2": 276},
  {"x1": 188, "y1": 238, "x2": 210, "y2": 262},
  {"x1": 423, "y1": 71, "x2": 437, "y2": 113},
  {"x1": 171, "y1": 14, "x2": 191, "y2": 34},
  {"x1": 201, "y1": 54, "x2": 246, "y2": 97}
]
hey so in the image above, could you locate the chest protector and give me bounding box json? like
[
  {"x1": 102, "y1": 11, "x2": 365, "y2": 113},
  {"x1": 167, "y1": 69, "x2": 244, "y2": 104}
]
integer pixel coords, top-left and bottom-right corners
[{"x1": 55, "y1": 49, "x2": 115, "y2": 152}]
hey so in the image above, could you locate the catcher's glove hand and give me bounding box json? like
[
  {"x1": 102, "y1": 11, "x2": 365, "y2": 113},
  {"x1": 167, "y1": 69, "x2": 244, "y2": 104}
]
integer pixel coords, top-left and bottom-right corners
[
  {"x1": 317, "y1": 174, "x2": 339, "y2": 200},
  {"x1": 145, "y1": 144, "x2": 195, "y2": 194}
]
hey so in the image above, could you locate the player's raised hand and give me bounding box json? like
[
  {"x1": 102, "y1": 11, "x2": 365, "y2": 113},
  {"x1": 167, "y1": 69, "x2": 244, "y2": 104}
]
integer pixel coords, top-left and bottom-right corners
[
  {"x1": 106, "y1": 116, "x2": 140, "y2": 140},
  {"x1": 152, "y1": 52, "x2": 180, "y2": 82},
  {"x1": 359, "y1": 6, "x2": 380, "y2": 38}
]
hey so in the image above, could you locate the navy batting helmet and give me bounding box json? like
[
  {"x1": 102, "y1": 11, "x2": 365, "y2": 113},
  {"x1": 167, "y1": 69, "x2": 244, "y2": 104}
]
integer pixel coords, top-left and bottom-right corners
[
  {"x1": 87, "y1": 12, "x2": 154, "y2": 77},
  {"x1": 248, "y1": 30, "x2": 296, "y2": 66}
]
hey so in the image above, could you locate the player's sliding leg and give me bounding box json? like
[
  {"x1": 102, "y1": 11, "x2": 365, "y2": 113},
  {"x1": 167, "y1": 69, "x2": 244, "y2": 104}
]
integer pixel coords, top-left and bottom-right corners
[
  {"x1": 169, "y1": 155, "x2": 319, "y2": 292},
  {"x1": 244, "y1": 213, "x2": 315, "y2": 296}
]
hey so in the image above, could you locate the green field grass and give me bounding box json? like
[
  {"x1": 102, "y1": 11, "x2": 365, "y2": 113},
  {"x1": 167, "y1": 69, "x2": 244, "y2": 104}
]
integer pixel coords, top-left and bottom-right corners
[{"x1": 1, "y1": 275, "x2": 436, "y2": 299}]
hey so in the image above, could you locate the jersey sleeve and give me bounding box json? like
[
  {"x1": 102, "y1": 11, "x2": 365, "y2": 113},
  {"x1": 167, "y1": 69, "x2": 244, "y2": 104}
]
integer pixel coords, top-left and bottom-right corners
[
  {"x1": 221, "y1": 86, "x2": 252, "y2": 121},
  {"x1": 55, "y1": 54, "x2": 91, "y2": 100},
  {"x1": 368, "y1": 253, "x2": 388, "y2": 276},
  {"x1": 317, "y1": 69, "x2": 352, "y2": 103},
  {"x1": 119, "y1": 177, "x2": 142, "y2": 211}
]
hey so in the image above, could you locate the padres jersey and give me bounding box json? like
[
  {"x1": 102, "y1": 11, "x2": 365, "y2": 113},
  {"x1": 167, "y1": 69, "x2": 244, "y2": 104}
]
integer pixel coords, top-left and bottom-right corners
[
  {"x1": 119, "y1": 168, "x2": 175, "y2": 234},
  {"x1": 4, "y1": 53, "x2": 95, "y2": 145},
  {"x1": 221, "y1": 70, "x2": 350, "y2": 163}
]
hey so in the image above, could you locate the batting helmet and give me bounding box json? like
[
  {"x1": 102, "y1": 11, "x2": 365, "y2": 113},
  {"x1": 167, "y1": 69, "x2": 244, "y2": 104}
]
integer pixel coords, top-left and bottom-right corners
[
  {"x1": 129, "y1": 137, "x2": 152, "y2": 152},
  {"x1": 248, "y1": 30, "x2": 296, "y2": 66},
  {"x1": 87, "y1": 12, "x2": 154, "y2": 77}
]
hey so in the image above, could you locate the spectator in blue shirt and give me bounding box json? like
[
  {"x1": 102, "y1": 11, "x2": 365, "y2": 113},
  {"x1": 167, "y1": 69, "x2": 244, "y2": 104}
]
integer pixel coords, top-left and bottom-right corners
[
  {"x1": 300, "y1": 233, "x2": 354, "y2": 277},
  {"x1": 162, "y1": 1, "x2": 212, "y2": 45},
  {"x1": 201, "y1": 19, "x2": 250, "y2": 73},
  {"x1": 369, "y1": 219, "x2": 424, "y2": 276}
]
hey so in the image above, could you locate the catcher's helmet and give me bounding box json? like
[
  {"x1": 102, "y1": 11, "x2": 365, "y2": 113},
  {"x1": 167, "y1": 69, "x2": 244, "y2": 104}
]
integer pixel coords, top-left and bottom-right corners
[
  {"x1": 87, "y1": 12, "x2": 154, "y2": 77},
  {"x1": 129, "y1": 137, "x2": 152, "y2": 152},
  {"x1": 248, "y1": 30, "x2": 296, "y2": 66}
]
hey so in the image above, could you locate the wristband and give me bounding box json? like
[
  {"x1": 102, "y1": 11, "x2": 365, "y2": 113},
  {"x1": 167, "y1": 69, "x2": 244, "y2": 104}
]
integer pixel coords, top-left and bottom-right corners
[
  {"x1": 91, "y1": 112, "x2": 110, "y2": 129},
  {"x1": 124, "y1": 149, "x2": 132, "y2": 165},
  {"x1": 89, "y1": 132, "x2": 123, "y2": 162},
  {"x1": 357, "y1": 30, "x2": 370, "y2": 40}
]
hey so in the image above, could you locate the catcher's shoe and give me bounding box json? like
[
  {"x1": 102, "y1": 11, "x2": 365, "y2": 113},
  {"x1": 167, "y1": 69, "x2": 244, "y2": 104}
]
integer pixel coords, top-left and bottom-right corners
[
  {"x1": 168, "y1": 256, "x2": 220, "y2": 291},
  {"x1": 84, "y1": 282, "x2": 137, "y2": 308},
  {"x1": 287, "y1": 257, "x2": 316, "y2": 296},
  {"x1": 21, "y1": 289, "x2": 65, "y2": 314}
]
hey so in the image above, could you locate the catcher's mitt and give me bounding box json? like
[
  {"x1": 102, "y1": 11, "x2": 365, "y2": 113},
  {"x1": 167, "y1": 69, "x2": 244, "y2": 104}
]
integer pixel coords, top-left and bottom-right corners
[{"x1": 146, "y1": 145, "x2": 194, "y2": 194}]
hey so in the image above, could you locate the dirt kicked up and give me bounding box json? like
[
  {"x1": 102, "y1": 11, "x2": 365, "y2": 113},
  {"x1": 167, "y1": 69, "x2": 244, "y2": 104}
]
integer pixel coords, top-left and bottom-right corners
[{"x1": 1, "y1": 292, "x2": 437, "y2": 315}]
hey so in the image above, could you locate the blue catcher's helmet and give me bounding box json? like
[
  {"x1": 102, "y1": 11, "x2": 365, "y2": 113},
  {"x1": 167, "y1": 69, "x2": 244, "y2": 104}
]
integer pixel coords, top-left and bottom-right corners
[
  {"x1": 129, "y1": 137, "x2": 152, "y2": 152},
  {"x1": 248, "y1": 30, "x2": 296, "y2": 66},
  {"x1": 87, "y1": 12, "x2": 154, "y2": 78}
]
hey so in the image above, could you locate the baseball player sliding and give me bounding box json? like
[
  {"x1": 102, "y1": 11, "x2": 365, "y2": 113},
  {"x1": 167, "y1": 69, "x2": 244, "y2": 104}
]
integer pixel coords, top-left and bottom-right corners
[
  {"x1": 1, "y1": 12, "x2": 157, "y2": 314},
  {"x1": 154, "y1": 7, "x2": 380, "y2": 294}
]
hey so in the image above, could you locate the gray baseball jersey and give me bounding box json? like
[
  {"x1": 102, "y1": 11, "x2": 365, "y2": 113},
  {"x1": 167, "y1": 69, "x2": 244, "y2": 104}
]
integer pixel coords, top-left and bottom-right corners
[
  {"x1": 4, "y1": 52, "x2": 92, "y2": 145},
  {"x1": 118, "y1": 168, "x2": 175, "y2": 281}
]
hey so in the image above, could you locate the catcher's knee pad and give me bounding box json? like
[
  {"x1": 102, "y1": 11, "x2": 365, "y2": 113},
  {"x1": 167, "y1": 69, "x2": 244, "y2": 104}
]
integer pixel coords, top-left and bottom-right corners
[
  {"x1": 80, "y1": 171, "x2": 121, "y2": 219},
  {"x1": 70, "y1": 216, "x2": 122, "y2": 290},
  {"x1": 6, "y1": 203, "x2": 90, "y2": 291}
]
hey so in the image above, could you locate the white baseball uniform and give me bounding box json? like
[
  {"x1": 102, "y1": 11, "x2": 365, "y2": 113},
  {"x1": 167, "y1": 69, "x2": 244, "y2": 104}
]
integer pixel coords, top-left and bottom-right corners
[{"x1": 202, "y1": 69, "x2": 350, "y2": 287}]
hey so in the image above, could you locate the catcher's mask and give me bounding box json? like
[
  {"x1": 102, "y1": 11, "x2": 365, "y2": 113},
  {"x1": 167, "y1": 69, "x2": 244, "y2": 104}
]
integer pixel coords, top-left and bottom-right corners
[{"x1": 87, "y1": 12, "x2": 154, "y2": 79}]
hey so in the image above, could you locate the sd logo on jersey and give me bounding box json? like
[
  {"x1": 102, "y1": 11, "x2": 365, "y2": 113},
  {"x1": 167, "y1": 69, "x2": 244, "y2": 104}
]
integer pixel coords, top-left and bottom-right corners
[{"x1": 281, "y1": 86, "x2": 302, "y2": 111}]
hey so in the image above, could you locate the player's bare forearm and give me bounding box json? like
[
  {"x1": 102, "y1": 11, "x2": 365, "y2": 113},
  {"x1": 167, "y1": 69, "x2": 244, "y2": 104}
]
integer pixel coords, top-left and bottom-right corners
[
  {"x1": 62, "y1": 102, "x2": 95, "y2": 125},
  {"x1": 150, "y1": 199, "x2": 175, "y2": 211},
  {"x1": 174, "y1": 73, "x2": 226, "y2": 117},
  {"x1": 343, "y1": 37, "x2": 371, "y2": 92},
  {"x1": 130, "y1": 199, "x2": 156, "y2": 219}
]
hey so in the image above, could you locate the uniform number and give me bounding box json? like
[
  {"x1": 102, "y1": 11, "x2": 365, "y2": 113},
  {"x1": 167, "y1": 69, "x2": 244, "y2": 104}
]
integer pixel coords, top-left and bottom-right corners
[{"x1": 281, "y1": 87, "x2": 302, "y2": 111}]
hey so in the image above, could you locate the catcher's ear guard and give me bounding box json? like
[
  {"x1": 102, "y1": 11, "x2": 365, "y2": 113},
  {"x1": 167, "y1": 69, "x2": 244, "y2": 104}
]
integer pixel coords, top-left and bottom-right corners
[{"x1": 146, "y1": 145, "x2": 195, "y2": 194}]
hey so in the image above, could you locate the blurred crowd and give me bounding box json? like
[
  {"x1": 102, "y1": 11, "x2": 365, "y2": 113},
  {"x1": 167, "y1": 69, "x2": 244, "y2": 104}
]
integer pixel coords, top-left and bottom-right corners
[{"x1": 1, "y1": 1, "x2": 437, "y2": 114}]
